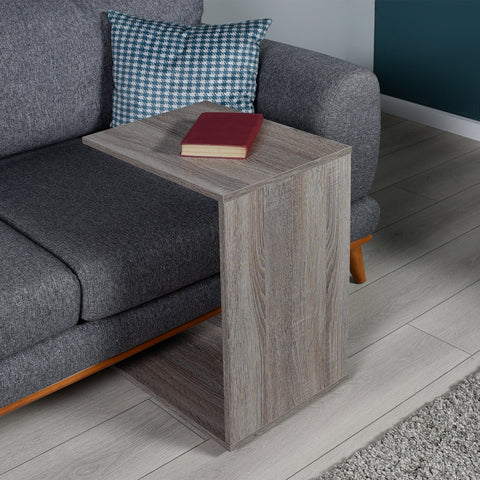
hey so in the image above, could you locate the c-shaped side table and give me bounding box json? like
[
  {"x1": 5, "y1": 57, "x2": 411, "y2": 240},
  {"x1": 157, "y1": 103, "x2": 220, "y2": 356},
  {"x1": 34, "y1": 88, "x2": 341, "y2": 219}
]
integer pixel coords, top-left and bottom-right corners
[{"x1": 83, "y1": 101, "x2": 351, "y2": 449}]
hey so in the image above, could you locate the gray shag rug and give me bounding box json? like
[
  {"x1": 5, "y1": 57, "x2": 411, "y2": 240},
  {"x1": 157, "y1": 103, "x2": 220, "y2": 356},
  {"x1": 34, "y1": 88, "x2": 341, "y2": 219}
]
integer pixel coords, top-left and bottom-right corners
[{"x1": 318, "y1": 369, "x2": 480, "y2": 479}]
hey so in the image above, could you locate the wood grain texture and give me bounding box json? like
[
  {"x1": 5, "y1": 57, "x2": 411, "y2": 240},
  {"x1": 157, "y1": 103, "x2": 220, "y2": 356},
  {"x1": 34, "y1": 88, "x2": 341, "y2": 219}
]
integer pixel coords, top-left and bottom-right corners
[
  {"x1": 0, "y1": 370, "x2": 149, "y2": 475},
  {"x1": 119, "y1": 155, "x2": 351, "y2": 450},
  {"x1": 411, "y1": 280, "x2": 480, "y2": 354},
  {"x1": 322, "y1": 158, "x2": 351, "y2": 384},
  {"x1": 354, "y1": 183, "x2": 480, "y2": 289},
  {"x1": 1, "y1": 401, "x2": 203, "y2": 480},
  {"x1": 397, "y1": 147, "x2": 480, "y2": 201},
  {"x1": 220, "y1": 189, "x2": 265, "y2": 445},
  {"x1": 144, "y1": 326, "x2": 468, "y2": 480},
  {"x1": 370, "y1": 186, "x2": 435, "y2": 230},
  {"x1": 349, "y1": 225, "x2": 480, "y2": 356},
  {"x1": 83, "y1": 102, "x2": 350, "y2": 201},
  {"x1": 83, "y1": 101, "x2": 351, "y2": 449},
  {"x1": 119, "y1": 320, "x2": 225, "y2": 442},
  {"x1": 220, "y1": 156, "x2": 350, "y2": 447},
  {"x1": 373, "y1": 131, "x2": 480, "y2": 191},
  {"x1": 379, "y1": 120, "x2": 442, "y2": 158}
]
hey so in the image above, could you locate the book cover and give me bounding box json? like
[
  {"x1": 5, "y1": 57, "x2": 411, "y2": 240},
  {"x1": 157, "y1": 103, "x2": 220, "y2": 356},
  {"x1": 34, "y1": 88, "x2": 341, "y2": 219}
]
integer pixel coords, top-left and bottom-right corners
[{"x1": 180, "y1": 112, "x2": 264, "y2": 159}]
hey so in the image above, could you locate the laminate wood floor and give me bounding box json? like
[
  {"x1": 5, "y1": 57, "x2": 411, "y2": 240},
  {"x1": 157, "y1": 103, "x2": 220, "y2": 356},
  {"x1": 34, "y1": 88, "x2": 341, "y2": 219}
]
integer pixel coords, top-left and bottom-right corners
[{"x1": 1, "y1": 114, "x2": 480, "y2": 479}]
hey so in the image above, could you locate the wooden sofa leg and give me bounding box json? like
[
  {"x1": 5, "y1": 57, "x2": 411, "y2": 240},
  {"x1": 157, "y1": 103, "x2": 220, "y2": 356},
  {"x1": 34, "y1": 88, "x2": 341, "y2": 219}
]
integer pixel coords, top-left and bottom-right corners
[{"x1": 350, "y1": 235, "x2": 372, "y2": 284}]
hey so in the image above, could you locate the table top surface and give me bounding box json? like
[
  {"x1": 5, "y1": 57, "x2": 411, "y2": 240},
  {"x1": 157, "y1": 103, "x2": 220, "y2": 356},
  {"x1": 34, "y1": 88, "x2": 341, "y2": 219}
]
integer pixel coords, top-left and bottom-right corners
[{"x1": 82, "y1": 102, "x2": 351, "y2": 201}]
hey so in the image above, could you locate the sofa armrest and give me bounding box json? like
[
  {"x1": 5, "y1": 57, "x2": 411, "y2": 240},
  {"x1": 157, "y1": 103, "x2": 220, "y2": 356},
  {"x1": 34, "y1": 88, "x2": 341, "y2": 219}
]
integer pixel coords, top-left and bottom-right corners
[{"x1": 255, "y1": 39, "x2": 381, "y2": 201}]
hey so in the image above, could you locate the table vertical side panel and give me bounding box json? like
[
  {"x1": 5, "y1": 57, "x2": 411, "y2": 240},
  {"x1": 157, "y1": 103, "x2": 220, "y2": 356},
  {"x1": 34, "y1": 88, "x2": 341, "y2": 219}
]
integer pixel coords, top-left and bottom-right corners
[
  {"x1": 290, "y1": 164, "x2": 330, "y2": 394},
  {"x1": 323, "y1": 154, "x2": 351, "y2": 384},
  {"x1": 220, "y1": 191, "x2": 267, "y2": 446},
  {"x1": 262, "y1": 168, "x2": 328, "y2": 422},
  {"x1": 220, "y1": 158, "x2": 349, "y2": 447}
]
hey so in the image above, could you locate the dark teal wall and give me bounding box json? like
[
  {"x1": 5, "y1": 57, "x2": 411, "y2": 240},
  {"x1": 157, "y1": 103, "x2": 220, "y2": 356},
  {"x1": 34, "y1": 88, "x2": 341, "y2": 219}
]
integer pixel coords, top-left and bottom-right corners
[{"x1": 374, "y1": 0, "x2": 480, "y2": 120}]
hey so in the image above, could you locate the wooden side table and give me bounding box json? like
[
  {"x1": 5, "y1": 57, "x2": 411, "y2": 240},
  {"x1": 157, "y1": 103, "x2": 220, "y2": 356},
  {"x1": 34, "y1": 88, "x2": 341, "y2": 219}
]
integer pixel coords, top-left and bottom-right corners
[{"x1": 83, "y1": 101, "x2": 351, "y2": 449}]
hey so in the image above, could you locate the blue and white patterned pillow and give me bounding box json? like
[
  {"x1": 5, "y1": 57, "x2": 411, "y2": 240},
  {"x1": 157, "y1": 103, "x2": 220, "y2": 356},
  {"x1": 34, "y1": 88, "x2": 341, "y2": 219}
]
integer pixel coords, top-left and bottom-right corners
[{"x1": 108, "y1": 11, "x2": 272, "y2": 127}]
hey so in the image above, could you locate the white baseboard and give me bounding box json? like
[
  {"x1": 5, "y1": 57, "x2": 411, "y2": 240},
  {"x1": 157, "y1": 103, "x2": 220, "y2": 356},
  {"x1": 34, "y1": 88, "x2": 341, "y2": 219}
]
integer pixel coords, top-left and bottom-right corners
[{"x1": 381, "y1": 94, "x2": 480, "y2": 141}]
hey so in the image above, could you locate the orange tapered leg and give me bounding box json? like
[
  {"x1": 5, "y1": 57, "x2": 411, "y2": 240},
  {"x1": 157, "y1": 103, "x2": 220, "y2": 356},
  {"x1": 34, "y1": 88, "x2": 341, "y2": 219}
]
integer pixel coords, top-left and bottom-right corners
[{"x1": 350, "y1": 235, "x2": 372, "y2": 284}]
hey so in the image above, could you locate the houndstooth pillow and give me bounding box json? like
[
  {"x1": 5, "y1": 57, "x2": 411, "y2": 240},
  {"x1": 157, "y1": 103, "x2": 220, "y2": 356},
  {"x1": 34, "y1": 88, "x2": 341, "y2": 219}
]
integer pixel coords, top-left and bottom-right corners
[{"x1": 108, "y1": 11, "x2": 271, "y2": 127}]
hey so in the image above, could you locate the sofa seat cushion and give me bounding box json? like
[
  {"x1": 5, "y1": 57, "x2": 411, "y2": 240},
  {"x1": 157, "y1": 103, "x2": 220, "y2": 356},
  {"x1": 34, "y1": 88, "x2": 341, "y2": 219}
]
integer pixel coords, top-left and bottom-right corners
[
  {"x1": 0, "y1": 139, "x2": 220, "y2": 321},
  {"x1": 0, "y1": 221, "x2": 81, "y2": 360},
  {"x1": 0, "y1": 274, "x2": 220, "y2": 408}
]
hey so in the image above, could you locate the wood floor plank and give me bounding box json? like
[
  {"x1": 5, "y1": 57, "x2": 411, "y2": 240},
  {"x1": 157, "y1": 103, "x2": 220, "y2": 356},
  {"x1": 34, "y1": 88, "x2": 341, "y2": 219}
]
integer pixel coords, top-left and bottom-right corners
[
  {"x1": 381, "y1": 112, "x2": 405, "y2": 130},
  {"x1": 397, "y1": 147, "x2": 480, "y2": 201},
  {"x1": 141, "y1": 326, "x2": 467, "y2": 480},
  {"x1": 349, "y1": 226, "x2": 480, "y2": 356},
  {"x1": 411, "y1": 281, "x2": 480, "y2": 354},
  {"x1": 372, "y1": 131, "x2": 480, "y2": 192},
  {"x1": 0, "y1": 370, "x2": 149, "y2": 474},
  {"x1": 379, "y1": 120, "x2": 442, "y2": 158},
  {"x1": 0, "y1": 400, "x2": 203, "y2": 480},
  {"x1": 359, "y1": 184, "x2": 480, "y2": 289},
  {"x1": 370, "y1": 186, "x2": 435, "y2": 230},
  {"x1": 289, "y1": 350, "x2": 480, "y2": 480}
]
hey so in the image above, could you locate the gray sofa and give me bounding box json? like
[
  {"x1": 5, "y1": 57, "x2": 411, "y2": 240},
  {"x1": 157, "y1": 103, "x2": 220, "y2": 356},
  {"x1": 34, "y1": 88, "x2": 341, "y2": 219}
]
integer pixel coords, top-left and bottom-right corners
[{"x1": 0, "y1": 0, "x2": 380, "y2": 411}]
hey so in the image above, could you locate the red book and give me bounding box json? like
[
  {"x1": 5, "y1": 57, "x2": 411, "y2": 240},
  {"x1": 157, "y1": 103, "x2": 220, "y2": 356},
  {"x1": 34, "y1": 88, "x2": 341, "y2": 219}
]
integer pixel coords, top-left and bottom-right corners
[{"x1": 180, "y1": 112, "x2": 264, "y2": 159}]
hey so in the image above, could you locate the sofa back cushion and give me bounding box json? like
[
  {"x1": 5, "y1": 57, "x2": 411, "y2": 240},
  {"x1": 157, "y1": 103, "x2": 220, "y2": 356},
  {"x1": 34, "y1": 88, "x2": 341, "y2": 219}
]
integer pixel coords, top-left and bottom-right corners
[{"x1": 0, "y1": 0, "x2": 203, "y2": 159}]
